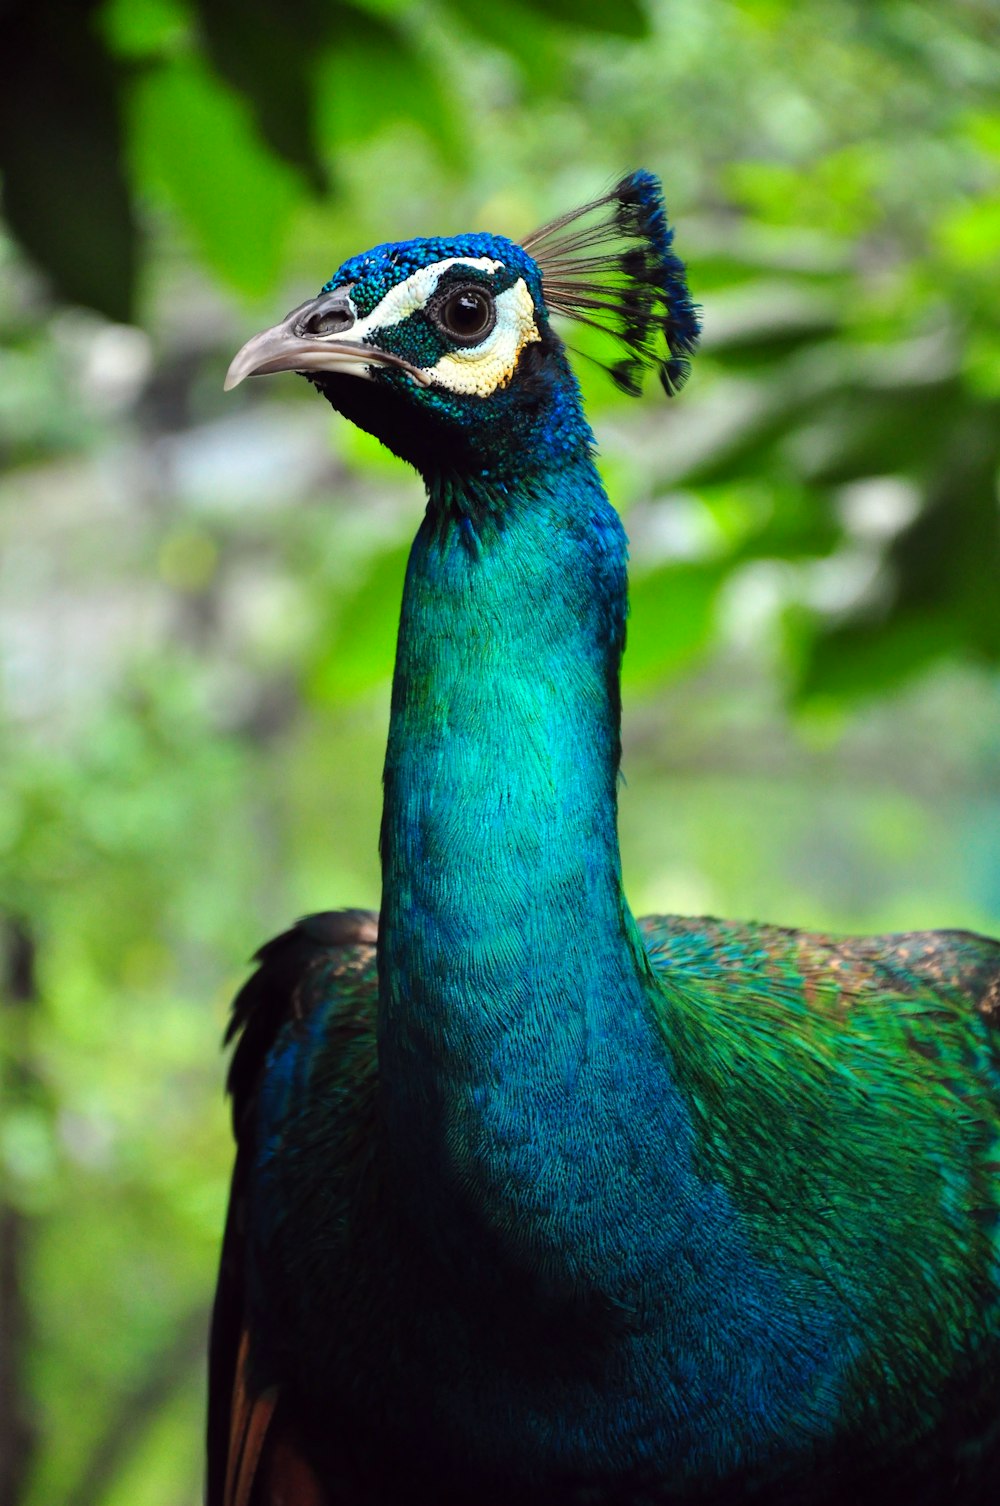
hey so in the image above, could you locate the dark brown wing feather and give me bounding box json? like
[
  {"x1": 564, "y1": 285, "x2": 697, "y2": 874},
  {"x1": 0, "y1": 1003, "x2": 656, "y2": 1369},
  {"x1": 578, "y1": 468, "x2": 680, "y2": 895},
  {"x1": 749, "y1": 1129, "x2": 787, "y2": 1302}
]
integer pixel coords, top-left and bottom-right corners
[{"x1": 206, "y1": 910, "x2": 378, "y2": 1506}]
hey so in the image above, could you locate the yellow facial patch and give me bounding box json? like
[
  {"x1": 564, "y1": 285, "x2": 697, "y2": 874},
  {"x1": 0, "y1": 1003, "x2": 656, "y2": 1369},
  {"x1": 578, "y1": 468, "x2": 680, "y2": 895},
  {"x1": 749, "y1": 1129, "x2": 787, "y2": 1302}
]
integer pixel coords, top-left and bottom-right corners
[{"x1": 427, "y1": 279, "x2": 541, "y2": 398}]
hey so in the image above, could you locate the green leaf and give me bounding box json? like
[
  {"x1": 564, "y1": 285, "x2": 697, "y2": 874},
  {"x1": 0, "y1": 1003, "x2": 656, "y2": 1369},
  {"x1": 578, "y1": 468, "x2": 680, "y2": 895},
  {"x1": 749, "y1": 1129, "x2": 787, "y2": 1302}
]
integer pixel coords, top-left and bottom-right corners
[
  {"x1": 316, "y1": 13, "x2": 462, "y2": 163},
  {"x1": 522, "y1": 0, "x2": 648, "y2": 37},
  {"x1": 127, "y1": 52, "x2": 304, "y2": 295},
  {"x1": 798, "y1": 377, "x2": 966, "y2": 487},
  {"x1": 307, "y1": 541, "x2": 410, "y2": 702},
  {"x1": 100, "y1": 0, "x2": 192, "y2": 59},
  {"x1": 624, "y1": 561, "x2": 724, "y2": 688},
  {"x1": 796, "y1": 414, "x2": 1000, "y2": 701},
  {"x1": 0, "y1": 1, "x2": 135, "y2": 320},
  {"x1": 192, "y1": 0, "x2": 329, "y2": 190},
  {"x1": 796, "y1": 608, "x2": 962, "y2": 703},
  {"x1": 439, "y1": 0, "x2": 569, "y2": 87}
]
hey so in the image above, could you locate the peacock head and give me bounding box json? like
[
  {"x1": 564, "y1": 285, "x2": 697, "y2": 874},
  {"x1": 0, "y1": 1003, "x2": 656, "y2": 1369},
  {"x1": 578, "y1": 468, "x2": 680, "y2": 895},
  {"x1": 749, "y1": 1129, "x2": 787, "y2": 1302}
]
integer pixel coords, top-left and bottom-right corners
[{"x1": 225, "y1": 172, "x2": 700, "y2": 479}]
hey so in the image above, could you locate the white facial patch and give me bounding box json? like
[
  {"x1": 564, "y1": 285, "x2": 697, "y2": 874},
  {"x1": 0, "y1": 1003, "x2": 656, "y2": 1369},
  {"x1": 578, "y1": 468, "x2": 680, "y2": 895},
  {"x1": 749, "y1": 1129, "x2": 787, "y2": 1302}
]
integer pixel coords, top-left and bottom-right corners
[
  {"x1": 426, "y1": 279, "x2": 541, "y2": 397},
  {"x1": 348, "y1": 257, "x2": 504, "y2": 344},
  {"x1": 347, "y1": 258, "x2": 541, "y2": 398}
]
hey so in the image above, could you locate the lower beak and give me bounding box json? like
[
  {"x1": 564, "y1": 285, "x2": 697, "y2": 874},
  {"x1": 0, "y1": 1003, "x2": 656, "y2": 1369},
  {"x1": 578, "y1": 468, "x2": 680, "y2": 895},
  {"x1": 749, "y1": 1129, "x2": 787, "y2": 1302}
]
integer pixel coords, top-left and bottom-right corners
[{"x1": 224, "y1": 304, "x2": 430, "y2": 392}]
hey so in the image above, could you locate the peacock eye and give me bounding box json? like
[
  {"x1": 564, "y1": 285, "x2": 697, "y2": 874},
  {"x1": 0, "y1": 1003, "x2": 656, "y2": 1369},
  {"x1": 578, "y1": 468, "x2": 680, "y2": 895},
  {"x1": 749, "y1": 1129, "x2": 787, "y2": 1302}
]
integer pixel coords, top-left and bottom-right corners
[{"x1": 432, "y1": 286, "x2": 496, "y2": 346}]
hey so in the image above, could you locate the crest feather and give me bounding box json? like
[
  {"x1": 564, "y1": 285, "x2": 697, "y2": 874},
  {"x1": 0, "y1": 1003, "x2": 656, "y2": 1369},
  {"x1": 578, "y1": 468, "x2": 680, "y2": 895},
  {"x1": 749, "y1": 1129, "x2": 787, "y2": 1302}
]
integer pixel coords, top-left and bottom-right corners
[{"x1": 521, "y1": 171, "x2": 701, "y2": 397}]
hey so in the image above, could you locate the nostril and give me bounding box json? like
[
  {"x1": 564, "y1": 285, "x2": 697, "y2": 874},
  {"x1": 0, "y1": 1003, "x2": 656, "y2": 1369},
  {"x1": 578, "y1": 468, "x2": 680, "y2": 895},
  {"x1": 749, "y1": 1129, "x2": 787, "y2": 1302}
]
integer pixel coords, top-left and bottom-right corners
[
  {"x1": 303, "y1": 308, "x2": 354, "y2": 337},
  {"x1": 295, "y1": 293, "x2": 356, "y2": 339}
]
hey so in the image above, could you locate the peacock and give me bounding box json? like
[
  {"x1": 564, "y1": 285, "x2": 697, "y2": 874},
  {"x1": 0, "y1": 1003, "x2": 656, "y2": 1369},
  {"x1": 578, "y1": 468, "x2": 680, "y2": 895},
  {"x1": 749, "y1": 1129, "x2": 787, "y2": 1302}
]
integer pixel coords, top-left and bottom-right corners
[{"x1": 208, "y1": 173, "x2": 1000, "y2": 1506}]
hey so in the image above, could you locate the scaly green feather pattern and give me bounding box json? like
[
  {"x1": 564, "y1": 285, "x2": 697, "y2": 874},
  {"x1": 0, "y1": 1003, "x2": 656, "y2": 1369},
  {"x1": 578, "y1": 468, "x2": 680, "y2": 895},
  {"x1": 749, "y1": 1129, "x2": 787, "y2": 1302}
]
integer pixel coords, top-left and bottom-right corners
[{"x1": 643, "y1": 916, "x2": 1000, "y2": 1484}]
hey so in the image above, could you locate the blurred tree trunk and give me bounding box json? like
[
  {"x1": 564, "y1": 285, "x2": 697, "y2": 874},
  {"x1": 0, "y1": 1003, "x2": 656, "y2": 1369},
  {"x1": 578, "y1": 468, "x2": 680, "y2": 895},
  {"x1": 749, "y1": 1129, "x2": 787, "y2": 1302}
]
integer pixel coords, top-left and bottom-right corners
[{"x1": 0, "y1": 919, "x2": 39, "y2": 1506}]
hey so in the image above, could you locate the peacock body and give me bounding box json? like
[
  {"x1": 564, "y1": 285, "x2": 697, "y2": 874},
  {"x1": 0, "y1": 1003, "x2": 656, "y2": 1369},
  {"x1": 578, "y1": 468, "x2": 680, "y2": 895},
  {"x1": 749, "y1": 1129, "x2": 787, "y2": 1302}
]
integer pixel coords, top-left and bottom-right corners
[{"x1": 209, "y1": 175, "x2": 1000, "y2": 1506}]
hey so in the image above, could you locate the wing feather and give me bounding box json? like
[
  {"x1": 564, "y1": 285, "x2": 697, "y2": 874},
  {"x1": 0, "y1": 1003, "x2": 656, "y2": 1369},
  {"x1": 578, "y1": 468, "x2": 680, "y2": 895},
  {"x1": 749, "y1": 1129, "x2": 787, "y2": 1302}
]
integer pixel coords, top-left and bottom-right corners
[{"x1": 206, "y1": 910, "x2": 378, "y2": 1506}]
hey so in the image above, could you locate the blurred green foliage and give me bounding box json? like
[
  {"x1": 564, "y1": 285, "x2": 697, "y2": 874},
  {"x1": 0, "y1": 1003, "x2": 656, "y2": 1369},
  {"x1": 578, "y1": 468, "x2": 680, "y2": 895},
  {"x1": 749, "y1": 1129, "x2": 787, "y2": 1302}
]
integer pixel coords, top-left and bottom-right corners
[{"x1": 1, "y1": 0, "x2": 999, "y2": 1502}]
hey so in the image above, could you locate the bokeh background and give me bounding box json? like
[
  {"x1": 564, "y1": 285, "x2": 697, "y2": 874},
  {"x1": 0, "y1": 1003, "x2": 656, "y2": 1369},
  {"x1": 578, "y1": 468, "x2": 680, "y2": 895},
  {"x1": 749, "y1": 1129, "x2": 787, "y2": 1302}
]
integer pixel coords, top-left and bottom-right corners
[{"x1": 1, "y1": 1, "x2": 999, "y2": 1502}]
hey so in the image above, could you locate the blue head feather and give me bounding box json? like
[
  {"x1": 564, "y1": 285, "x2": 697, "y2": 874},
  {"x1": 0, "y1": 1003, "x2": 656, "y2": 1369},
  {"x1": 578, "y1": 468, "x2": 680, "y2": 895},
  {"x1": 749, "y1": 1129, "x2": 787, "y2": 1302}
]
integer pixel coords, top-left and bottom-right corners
[
  {"x1": 322, "y1": 233, "x2": 546, "y2": 316},
  {"x1": 311, "y1": 232, "x2": 593, "y2": 482}
]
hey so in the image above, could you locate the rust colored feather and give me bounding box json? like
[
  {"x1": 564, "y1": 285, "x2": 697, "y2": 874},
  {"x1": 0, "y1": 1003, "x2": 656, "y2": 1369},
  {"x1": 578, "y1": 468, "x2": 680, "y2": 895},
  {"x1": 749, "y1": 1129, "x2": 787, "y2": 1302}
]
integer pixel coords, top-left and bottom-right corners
[
  {"x1": 224, "y1": 1332, "x2": 277, "y2": 1506},
  {"x1": 260, "y1": 1430, "x2": 330, "y2": 1506}
]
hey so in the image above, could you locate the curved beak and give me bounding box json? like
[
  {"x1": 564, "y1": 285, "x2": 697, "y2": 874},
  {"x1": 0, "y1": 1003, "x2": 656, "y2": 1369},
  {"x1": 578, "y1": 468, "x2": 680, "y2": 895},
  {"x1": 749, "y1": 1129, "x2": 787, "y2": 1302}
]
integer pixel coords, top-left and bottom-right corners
[{"x1": 224, "y1": 297, "x2": 431, "y2": 392}]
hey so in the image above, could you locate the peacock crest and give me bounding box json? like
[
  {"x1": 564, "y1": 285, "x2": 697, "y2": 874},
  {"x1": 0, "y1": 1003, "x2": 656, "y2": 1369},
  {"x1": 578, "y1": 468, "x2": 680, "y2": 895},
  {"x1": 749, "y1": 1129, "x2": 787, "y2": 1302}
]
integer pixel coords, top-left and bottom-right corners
[{"x1": 521, "y1": 169, "x2": 702, "y2": 396}]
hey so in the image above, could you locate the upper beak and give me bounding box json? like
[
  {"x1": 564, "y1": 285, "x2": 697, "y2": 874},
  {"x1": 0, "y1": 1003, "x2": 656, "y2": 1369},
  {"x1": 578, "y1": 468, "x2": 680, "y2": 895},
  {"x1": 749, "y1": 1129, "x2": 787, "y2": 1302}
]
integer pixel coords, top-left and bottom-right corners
[{"x1": 224, "y1": 295, "x2": 431, "y2": 392}]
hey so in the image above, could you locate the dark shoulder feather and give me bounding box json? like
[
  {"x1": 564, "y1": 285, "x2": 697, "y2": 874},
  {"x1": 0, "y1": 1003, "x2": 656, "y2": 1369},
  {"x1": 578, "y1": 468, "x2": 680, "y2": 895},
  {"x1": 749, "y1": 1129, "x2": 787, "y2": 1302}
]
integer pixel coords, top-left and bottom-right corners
[
  {"x1": 224, "y1": 909, "x2": 379, "y2": 1134},
  {"x1": 207, "y1": 910, "x2": 378, "y2": 1506}
]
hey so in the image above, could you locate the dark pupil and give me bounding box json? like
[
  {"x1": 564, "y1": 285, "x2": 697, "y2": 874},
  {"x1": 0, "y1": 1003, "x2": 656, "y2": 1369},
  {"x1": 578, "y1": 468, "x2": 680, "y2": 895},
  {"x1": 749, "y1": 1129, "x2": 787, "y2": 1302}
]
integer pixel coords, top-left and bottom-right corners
[{"x1": 445, "y1": 290, "x2": 490, "y2": 338}]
